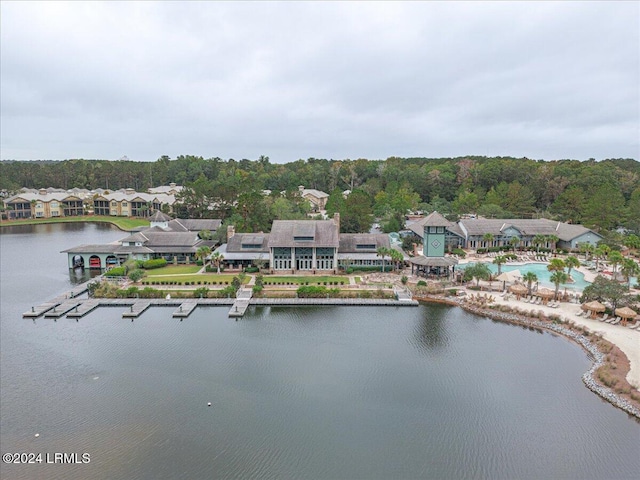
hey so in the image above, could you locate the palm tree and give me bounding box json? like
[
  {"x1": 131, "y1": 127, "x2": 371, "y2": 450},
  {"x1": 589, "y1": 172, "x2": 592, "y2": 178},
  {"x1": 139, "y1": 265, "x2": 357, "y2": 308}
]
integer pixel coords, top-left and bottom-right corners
[
  {"x1": 547, "y1": 258, "x2": 566, "y2": 273},
  {"x1": 196, "y1": 246, "x2": 211, "y2": 266},
  {"x1": 564, "y1": 256, "x2": 580, "y2": 279},
  {"x1": 210, "y1": 251, "x2": 224, "y2": 274},
  {"x1": 493, "y1": 255, "x2": 507, "y2": 275},
  {"x1": 608, "y1": 250, "x2": 624, "y2": 276},
  {"x1": 549, "y1": 270, "x2": 569, "y2": 300},
  {"x1": 578, "y1": 242, "x2": 595, "y2": 261},
  {"x1": 620, "y1": 258, "x2": 640, "y2": 289},
  {"x1": 389, "y1": 249, "x2": 404, "y2": 272},
  {"x1": 594, "y1": 244, "x2": 610, "y2": 270},
  {"x1": 376, "y1": 247, "x2": 390, "y2": 272},
  {"x1": 532, "y1": 234, "x2": 546, "y2": 253},
  {"x1": 509, "y1": 236, "x2": 520, "y2": 252},
  {"x1": 522, "y1": 271, "x2": 538, "y2": 296},
  {"x1": 482, "y1": 233, "x2": 495, "y2": 249},
  {"x1": 545, "y1": 235, "x2": 559, "y2": 253}
]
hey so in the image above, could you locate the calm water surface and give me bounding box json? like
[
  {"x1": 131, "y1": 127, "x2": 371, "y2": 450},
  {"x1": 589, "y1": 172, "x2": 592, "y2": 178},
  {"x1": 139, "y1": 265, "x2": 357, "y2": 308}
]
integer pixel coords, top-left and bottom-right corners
[{"x1": 1, "y1": 224, "x2": 639, "y2": 480}]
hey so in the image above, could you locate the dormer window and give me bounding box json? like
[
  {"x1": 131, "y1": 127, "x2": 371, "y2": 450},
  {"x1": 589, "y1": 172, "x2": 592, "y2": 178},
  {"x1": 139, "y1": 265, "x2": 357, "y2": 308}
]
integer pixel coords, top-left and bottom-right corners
[
  {"x1": 293, "y1": 236, "x2": 314, "y2": 241},
  {"x1": 356, "y1": 244, "x2": 376, "y2": 249}
]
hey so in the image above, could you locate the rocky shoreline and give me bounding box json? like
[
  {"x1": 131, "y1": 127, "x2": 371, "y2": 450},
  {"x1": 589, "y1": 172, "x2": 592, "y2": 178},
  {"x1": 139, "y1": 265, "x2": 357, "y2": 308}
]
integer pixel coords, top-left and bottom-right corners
[{"x1": 415, "y1": 294, "x2": 640, "y2": 420}]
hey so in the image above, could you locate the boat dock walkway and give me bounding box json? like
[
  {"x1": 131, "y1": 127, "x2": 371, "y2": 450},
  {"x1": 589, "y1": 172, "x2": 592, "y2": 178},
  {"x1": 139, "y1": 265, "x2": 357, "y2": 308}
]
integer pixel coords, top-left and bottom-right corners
[
  {"x1": 229, "y1": 287, "x2": 253, "y2": 317},
  {"x1": 24, "y1": 287, "x2": 418, "y2": 320},
  {"x1": 44, "y1": 300, "x2": 82, "y2": 318}
]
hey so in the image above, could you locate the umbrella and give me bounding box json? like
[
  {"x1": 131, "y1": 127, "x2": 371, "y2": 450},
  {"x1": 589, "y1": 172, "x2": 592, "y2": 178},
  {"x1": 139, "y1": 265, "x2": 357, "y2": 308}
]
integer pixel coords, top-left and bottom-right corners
[
  {"x1": 582, "y1": 300, "x2": 606, "y2": 318},
  {"x1": 537, "y1": 288, "x2": 555, "y2": 298},
  {"x1": 496, "y1": 271, "x2": 519, "y2": 290},
  {"x1": 615, "y1": 306, "x2": 637, "y2": 326},
  {"x1": 509, "y1": 284, "x2": 528, "y2": 299},
  {"x1": 536, "y1": 287, "x2": 555, "y2": 304}
]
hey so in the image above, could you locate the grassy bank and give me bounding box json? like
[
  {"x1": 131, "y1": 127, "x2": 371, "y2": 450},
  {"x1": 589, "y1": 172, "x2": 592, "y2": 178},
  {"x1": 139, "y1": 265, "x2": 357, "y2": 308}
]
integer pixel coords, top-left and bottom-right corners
[{"x1": 0, "y1": 215, "x2": 150, "y2": 231}]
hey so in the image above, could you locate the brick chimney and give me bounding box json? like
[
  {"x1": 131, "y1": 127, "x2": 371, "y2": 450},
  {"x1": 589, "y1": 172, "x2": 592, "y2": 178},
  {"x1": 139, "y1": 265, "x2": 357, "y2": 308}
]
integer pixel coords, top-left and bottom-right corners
[
  {"x1": 333, "y1": 212, "x2": 340, "y2": 232},
  {"x1": 227, "y1": 225, "x2": 235, "y2": 240}
]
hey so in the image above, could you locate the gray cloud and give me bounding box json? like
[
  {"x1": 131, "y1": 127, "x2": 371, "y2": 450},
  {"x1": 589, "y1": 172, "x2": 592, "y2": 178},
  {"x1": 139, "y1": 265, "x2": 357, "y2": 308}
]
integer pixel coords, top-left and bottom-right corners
[{"x1": 1, "y1": 1, "x2": 638, "y2": 162}]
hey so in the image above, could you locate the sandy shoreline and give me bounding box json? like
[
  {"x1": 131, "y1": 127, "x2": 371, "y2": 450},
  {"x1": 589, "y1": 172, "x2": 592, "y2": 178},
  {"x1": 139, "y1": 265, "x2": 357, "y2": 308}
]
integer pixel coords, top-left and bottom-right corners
[{"x1": 456, "y1": 259, "x2": 639, "y2": 389}]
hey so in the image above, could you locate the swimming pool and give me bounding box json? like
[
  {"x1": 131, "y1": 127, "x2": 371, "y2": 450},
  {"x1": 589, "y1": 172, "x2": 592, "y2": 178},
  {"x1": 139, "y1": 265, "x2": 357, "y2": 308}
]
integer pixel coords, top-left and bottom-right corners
[{"x1": 462, "y1": 262, "x2": 591, "y2": 291}]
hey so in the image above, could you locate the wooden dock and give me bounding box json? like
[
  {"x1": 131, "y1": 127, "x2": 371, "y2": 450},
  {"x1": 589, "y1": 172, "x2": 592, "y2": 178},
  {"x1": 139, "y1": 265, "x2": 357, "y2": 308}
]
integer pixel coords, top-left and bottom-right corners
[
  {"x1": 122, "y1": 300, "x2": 152, "y2": 318},
  {"x1": 24, "y1": 284, "x2": 418, "y2": 321},
  {"x1": 43, "y1": 300, "x2": 82, "y2": 318},
  {"x1": 67, "y1": 299, "x2": 100, "y2": 318},
  {"x1": 173, "y1": 300, "x2": 198, "y2": 318}
]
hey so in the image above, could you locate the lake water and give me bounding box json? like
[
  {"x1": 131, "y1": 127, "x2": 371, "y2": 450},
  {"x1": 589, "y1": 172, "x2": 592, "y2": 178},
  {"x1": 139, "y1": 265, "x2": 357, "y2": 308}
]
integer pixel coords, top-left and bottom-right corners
[{"x1": 1, "y1": 224, "x2": 639, "y2": 480}]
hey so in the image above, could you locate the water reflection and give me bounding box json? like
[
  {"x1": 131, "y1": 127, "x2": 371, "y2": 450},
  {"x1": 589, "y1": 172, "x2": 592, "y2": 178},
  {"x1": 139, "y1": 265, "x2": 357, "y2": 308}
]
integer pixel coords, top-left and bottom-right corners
[
  {"x1": 412, "y1": 304, "x2": 450, "y2": 351},
  {"x1": 68, "y1": 267, "x2": 102, "y2": 284}
]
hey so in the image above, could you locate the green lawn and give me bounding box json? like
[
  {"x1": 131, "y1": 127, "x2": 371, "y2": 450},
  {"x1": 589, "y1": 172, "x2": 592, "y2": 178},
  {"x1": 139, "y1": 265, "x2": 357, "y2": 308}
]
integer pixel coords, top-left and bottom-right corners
[
  {"x1": 0, "y1": 215, "x2": 149, "y2": 231},
  {"x1": 144, "y1": 265, "x2": 202, "y2": 275}
]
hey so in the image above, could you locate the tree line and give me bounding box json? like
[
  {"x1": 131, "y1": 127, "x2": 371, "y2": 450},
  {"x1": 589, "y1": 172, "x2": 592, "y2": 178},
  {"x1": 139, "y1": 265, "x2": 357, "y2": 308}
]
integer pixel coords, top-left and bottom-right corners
[{"x1": 1, "y1": 155, "x2": 638, "y2": 233}]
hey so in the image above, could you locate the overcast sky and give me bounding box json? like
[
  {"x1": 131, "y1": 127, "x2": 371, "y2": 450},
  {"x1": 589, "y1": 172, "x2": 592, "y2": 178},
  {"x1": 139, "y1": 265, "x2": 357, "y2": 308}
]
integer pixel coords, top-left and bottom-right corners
[{"x1": 1, "y1": 1, "x2": 638, "y2": 163}]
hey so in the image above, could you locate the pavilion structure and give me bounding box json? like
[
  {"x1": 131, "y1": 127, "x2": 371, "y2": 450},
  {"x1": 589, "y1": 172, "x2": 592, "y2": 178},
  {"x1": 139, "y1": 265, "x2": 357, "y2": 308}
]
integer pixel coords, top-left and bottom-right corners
[{"x1": 409, "y1": 211, "x2": 458, "y2": 279}]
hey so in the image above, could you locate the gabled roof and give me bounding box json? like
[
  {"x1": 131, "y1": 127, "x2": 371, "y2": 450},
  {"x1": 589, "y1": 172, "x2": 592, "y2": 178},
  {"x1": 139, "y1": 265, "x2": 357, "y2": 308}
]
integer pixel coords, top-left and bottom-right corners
[
  {"x1": 227, "y1": 233, "x2": 270, "y2": 253},
  {"x1": 338, "y1": 234, "x2": 390, "y2": 253},
  {"x1": 149, "y1": 210, "x2": 172, "y2": 223},
  {"x1": 458, "y1": 218, "x2": 601, "y2": 241},
  {"x1": 170, "y1": 219, "x2": 221, "y2": 232},
  {"x1": 406, "y1": 211, "x2": 452, "y2": 236},
  {"x1": 268, "y1": 220, "x2": 339, "y2": 248}
]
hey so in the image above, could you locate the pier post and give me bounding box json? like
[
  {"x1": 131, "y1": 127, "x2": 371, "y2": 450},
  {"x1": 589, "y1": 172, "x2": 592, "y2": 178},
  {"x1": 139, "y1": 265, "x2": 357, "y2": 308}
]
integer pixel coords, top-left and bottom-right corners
[
  {"x1": 130, "y1": 305, "x2": 133, "y2": 312},
  {"x1": 31, "y1": 306, "x2": 35, "y2": 312}
]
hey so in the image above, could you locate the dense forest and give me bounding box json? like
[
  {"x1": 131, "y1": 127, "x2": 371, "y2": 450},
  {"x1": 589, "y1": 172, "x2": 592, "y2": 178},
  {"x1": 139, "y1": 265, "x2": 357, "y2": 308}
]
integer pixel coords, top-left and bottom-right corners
[{"x1": 1, "y1": 155, "x2": 639, "y2": 234}]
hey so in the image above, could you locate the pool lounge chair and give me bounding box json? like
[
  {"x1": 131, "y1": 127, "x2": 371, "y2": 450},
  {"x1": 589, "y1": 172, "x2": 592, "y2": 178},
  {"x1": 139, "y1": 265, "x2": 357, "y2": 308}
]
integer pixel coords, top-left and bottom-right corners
[{"x1": 600, "y1": 314, "x2": 608, "y2": 322}]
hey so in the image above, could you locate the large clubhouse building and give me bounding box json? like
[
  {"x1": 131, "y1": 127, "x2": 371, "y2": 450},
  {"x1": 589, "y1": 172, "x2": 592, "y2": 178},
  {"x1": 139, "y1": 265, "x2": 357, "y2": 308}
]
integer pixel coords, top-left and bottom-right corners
[
  {"x1": 61, "y1": 208, "x2": 603, "y2": 276},
  {"x1": 215, "y1": 214, "x2": 403, "y2": 272}
]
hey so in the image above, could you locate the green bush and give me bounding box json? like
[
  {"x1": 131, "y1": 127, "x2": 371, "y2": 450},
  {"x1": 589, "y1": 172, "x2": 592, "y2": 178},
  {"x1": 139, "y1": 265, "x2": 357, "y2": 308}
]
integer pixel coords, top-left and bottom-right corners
[
  {"x1": 142, "y1": 258, "x2": 168, "y2": 269},
  {"x1": 194, "y1": 287, "x2": 209, "y2": 298},
  {"x1": 297, "y1": 286, "x2": 329, "y2": 298},
  {"x1": 245, "y1": 266, "x2": 259, "y2": 273},
  {"x1": 417, "y1": 280, "x2": 427, "y2": 286},
  {"x1": 128, "y1": 269, "x2": 144, "y2": 282},
  {"x1": 451, "y1": 248, "x2": 466, "y2": 258},
  {"x1": 104, "y1": 266, "x2": 126, "y2": 277}
]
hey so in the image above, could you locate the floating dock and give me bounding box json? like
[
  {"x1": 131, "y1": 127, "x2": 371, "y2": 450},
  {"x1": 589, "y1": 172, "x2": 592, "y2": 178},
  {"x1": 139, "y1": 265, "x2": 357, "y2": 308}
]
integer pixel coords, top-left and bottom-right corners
[
  {"x1": 44, "y1": 300, "x2": 82, "y2": 318},
  {"x1": 24, "y1": 286, "x2": 418, "y2": 320},
  {"x1": 122, "y1": 300, "x2": 152, "y2": 318},
  {"x1": 173, "y1": 300, "x2": 198, "y2": 318}
]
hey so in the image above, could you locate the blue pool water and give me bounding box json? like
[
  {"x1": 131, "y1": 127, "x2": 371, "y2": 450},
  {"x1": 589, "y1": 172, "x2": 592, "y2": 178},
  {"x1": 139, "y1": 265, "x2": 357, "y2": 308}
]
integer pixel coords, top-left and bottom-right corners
[{"x1": 463, "y1": 262, "x2": 591, "y2": 291}]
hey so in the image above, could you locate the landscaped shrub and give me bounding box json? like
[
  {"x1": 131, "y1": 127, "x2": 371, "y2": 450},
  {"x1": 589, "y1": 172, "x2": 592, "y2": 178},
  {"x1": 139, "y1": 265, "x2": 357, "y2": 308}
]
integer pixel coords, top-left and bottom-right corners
[
  {"x1": 139, "y1": 287, "x2": 164, "y2": 298},
  {"x1": 104, "y1": 266, "x2": 126, "y2": 277},
  {"x1": 245, "y1": 266, "x2": 259, "y2": 273},
  {"x1": 128, "y1": 269, "x2": 144, "y2": 282},
  {"x1": 451, "y1": 248, "x2": 466, "y2": 258},
  {"x1": 417, "y1": 280, "x2": 427, "y2": 286},
  {"x1": 193, "y1": 287, "x2": 209, "y2": 298},
  {"x1": 142, "y1": 258, "x2": 168, "y2": 269},
  {"x1": 297, "y1": 286, "x2": 329, "y2": 298}
]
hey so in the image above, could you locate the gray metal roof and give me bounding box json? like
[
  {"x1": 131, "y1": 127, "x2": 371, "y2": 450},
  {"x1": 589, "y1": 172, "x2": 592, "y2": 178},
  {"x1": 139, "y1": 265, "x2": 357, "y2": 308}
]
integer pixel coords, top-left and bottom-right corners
[
  {"x1": 458, "y1": 218, "x2": 600, "y2": 241},
  {"x1": 338, "y1": 233, "x2": 390, "y2": 253},
  {"x1": 227, "y1": 233, "x2": 270, "y2": 253},
  {"x1": 409, "y1": 256, "x2": 458, "y2": 267},
  {"x1": 268, "y1": 220, "x2": 339, "y2": 248}
]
